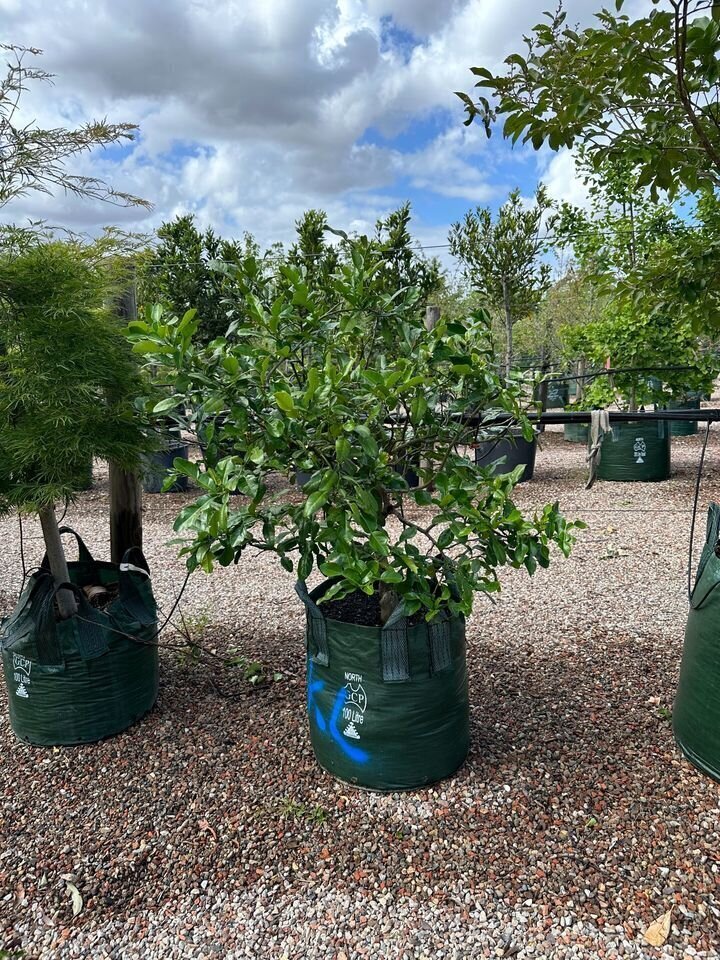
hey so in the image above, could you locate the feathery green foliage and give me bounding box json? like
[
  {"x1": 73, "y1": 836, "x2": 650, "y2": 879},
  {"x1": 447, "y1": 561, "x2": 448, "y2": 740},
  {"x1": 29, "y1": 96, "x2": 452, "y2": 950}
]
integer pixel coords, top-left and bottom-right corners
[{"x1": 0, "y1": 238, "x2": 152, "y2": 510}]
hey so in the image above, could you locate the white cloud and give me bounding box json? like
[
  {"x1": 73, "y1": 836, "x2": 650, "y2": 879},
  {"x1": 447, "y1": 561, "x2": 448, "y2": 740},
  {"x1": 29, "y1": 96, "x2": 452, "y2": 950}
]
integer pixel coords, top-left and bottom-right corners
[
  {"x1": 542, "y1": 150, "x2": 591, "y2": 210},
  {"x1": 0, "y1": 0, "x2": 613, "y2": 250}
]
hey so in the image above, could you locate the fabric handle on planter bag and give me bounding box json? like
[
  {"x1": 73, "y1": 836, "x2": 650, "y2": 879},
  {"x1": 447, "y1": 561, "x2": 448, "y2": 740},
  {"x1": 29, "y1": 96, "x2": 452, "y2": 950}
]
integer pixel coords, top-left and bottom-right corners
[
  {"x1": 118, "y1": 547, "x2": 156, "y2": 628},
  {"x1": 40, "y1": 526, "x2": 97, "y2": 575},
  {"x1": 37, "y1": 582, "x2": 111, "y2": 662},
  {"x1": 381, "y1": 603, "x2": 410, "y2": 682},
  {"x1": 689, "y1": 502, "x2": 720, "y2": 611},
  {"x1": 295, "y1": 581, "x2": 329, "y2": 666}
]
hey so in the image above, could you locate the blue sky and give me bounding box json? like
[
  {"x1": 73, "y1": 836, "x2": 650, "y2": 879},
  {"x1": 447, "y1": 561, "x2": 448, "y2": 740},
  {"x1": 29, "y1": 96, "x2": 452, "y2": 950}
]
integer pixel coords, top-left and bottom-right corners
[{"x1": 0, "y1": 0, "x2": 617, "y2": 260}]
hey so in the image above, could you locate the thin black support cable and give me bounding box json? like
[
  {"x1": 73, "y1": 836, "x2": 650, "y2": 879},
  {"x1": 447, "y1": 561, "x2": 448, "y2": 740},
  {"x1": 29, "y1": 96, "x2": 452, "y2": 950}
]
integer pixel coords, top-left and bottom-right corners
[{"x1": 688, "y1": 420, "x2": 712, "y2": 603}]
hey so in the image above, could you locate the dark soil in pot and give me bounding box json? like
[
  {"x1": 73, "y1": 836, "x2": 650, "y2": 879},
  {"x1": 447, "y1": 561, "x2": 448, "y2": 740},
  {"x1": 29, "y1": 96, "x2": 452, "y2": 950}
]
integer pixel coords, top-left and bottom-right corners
[{"x1": 321, "y1": 588, "x2": 425, "y2": 627}]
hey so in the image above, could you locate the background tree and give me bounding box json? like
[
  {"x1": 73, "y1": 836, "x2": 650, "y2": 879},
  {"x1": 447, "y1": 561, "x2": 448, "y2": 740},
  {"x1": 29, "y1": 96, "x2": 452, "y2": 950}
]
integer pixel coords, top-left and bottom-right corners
[
  {"x1": 553, "y1": 157, "x2": 716, "y2": 408},
  {"x1": 512, "y1": 265, "x2": 600, "y2": 371},
  {"x1": 137, "y1": 215, "x2": 254, "y2": 342},
  {"x1": 0, "y1": 44, "x2": 149, "y2": 208},
  {"x1": 449, "y1": 187, "x2": 556, "y2": 379},
  {"x1": 0, "y1": 41, "x2": 150, "y2": 614}
]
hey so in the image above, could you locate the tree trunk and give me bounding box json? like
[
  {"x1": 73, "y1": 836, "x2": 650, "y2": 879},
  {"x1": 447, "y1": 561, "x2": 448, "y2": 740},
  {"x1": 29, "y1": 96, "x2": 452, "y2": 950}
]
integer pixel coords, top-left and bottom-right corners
[
  {"x1": 425, "y1": 305, "x2": 440, "y2": 332},
  {"x1": 502, "y1": 278, "x2": 513, "y2": 381},
  {"x1": 576, "y1": 358, "x2": 586, "y2": 404},
  {"x1": 108, "y1": 275, "x2": 143, "y2": 562},
  {"x1": 38, "y1": 504, "x2": 77, "y2": 619},
  {"x1": 379, "y1": 581, "x2": 399, "y2": 626}
]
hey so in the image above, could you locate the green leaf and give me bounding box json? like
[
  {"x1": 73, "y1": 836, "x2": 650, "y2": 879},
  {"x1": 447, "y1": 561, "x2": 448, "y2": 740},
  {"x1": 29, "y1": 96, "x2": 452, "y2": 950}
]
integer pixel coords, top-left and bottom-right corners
[
  {"x1": 152, "y1": 396, "x2": 182, "y2": 414},
  {"x1": 274, "y1": 390, "x2": 296, "y2": 415},
  {"x1": 437, "y1": 528, "x2": 454, "y2": 550},
  {"x1": 353, "y1": 424, "x2": 378, "y2": 458},
  {"x1": 304, "y1": 490, "x2": 327, "y2": 517}
]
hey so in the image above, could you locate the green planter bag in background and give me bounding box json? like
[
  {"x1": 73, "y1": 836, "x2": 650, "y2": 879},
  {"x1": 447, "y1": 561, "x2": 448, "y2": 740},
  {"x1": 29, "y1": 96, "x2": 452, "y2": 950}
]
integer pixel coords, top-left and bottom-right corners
[
  {"x1": 674, "y1": 503, "x2": 720, "y2": 782},
  {"x1": 1, "y1": 528, "x2": 159, "y2": 745},
  {"x1": 596, "y1": 420, "x2": 671, "y2": 482}
]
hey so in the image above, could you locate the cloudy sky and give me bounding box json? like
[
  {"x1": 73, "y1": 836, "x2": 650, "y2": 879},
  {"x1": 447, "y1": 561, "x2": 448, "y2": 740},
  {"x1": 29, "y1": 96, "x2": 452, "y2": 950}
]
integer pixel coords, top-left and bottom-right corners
[{"x1": 1, "y1": 0, "x2": 644, "y2": 256}]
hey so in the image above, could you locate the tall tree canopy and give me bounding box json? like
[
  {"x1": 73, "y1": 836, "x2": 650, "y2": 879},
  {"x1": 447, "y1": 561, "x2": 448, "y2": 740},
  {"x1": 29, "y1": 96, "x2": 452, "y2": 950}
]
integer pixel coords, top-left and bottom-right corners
[
  {"x1": 449, "y1": 187, "x2": 555, "y2": 378},
  {"x1": 457, "y1": 1, "x2": 720, "y2": 198}
]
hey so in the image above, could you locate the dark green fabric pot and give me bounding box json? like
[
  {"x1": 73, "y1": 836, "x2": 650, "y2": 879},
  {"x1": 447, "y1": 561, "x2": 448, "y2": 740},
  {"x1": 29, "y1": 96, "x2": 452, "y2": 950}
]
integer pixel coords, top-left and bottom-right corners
[
  {"x1": 474, "y1": 431, "x2": 537, "y2": 483},
  {"x1": 674, "y1": 503, "x2": 720, "y2": 782},
  {"x1": 563, "y1": 422, "x2": 589, "y2": 444},
  {"x1": 596, "y1": 420, "x2": 671, "y2": 482},
  {"x1": 1, "y1": 529, "x2": 158, "y2": 745},
  {"x1": 544, "y1": 380, "x2": 570, "y2": 409},
  {"x1": 298, "y1": 580, "x2": 469, "y2": 792},
  {"x1": 665, "y1": 398, "x2": 700, "y2": 437}
]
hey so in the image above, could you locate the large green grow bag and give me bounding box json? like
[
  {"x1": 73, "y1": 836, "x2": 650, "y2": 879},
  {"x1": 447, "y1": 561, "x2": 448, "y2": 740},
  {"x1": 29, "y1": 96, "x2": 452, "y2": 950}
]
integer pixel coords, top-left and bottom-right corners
[
  {"x1": 596, "y1": 420, "x2": 670, "y2": 482},
  {"x1": 297, "y1": 580, "x2": 469, "y2": 792},
  {"x1": 564, "y1": 421, "x2": 589, "y2": 444},
  {"x1": 674, "y1": 502, "x2": 720, "y2": 782},
  {"x1": 1, "y1": 529, "x2": 158, "y2": 745},
  {"x1": 664, "y1": 398, "x2": 700, "y2": 437}
]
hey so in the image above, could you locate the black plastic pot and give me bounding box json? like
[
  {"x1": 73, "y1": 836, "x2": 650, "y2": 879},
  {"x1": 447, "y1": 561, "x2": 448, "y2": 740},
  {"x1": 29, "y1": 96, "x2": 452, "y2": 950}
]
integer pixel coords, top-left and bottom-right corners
[
  {"x1": 474, "y1": 431, "x2": 537, "y2": 483},
  {"x1": 544, "y1": 380, "x2": 570, "y2": 409},
  {"x1": 143, "y1": 444, "x2": 189, "y2": 494}
]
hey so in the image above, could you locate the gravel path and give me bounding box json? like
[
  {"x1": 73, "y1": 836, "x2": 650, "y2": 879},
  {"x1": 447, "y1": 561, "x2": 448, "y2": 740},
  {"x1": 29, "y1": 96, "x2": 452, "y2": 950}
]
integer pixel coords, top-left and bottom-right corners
[{"x1": 1, "y1": 425, "x2": 720, "y2": 959}]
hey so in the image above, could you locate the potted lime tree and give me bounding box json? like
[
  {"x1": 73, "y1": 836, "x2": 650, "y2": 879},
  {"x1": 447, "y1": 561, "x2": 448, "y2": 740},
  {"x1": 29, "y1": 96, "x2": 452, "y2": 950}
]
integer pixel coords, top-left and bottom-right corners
[
  {"x1": 449, "y1": 187, "x2": 556, "y2": 482},
  {"x1": 129, "y1": 236, "x2": 580, "y2": 791},
  {"x1": 0, "y1": 236, "x2": 159, "y2": 745}
]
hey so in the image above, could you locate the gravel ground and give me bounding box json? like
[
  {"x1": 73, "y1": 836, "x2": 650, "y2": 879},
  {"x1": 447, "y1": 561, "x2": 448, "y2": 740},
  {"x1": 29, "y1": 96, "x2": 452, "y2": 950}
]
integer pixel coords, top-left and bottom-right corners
[{"x1": 1, "y1": 422, "x2": 720, "y2": 959}]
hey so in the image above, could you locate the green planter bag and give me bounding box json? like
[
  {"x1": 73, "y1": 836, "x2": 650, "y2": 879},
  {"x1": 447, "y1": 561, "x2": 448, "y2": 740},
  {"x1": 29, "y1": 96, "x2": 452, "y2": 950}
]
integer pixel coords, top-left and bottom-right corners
[
  {"x1": 1, "y1": 528, "x2": 159, "y2": 745},
  {"x1": 564, "y1": 421, "x2": 589, "y2": 444},
  {"x1": 596, "y1": 420, "x2": 671, "y2": 482},
  {"x1": 674, "y1": 503, "x2": 720, "y2": 782},
  {"x1": 297, "y1": 580, "x2": 469, "y2": 792},
  {"x1": 664, "y1": 397, "x2": 700, "y2": 437}
]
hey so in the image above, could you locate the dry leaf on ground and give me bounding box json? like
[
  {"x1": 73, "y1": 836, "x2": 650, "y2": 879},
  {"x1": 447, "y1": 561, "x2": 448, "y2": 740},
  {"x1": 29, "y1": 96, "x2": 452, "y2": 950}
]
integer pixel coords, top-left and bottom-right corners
[{"x1": 643, "y1": 909, "x2": 672, "y2": 947}]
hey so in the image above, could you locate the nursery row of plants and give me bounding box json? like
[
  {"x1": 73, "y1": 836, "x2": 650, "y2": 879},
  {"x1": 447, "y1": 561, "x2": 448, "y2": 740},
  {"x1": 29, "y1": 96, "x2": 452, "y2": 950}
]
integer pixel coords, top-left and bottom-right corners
[{"x1": 4, "y1": 0, "x2": 720, "y2": 794}]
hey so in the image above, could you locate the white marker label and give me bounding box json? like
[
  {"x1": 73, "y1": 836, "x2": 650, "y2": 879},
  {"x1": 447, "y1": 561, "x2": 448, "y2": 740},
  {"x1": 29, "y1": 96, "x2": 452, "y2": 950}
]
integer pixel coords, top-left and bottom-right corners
[
  {"x1": 343, "y1": 672, "x2": 368, "y2": 739},
  {"x1": 13, "y1": 654, "x2": 31, "y2": 699}
]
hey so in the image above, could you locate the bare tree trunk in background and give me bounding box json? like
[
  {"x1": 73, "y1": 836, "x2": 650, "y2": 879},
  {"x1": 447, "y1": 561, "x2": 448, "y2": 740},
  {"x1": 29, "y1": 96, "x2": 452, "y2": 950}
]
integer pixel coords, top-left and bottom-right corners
[
  {"x1": 502, "y1": 278, "x2": 513, "y2": 382},
  {"x1": 108, "y1": 278, "x2": 143, "y2": 563}
]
